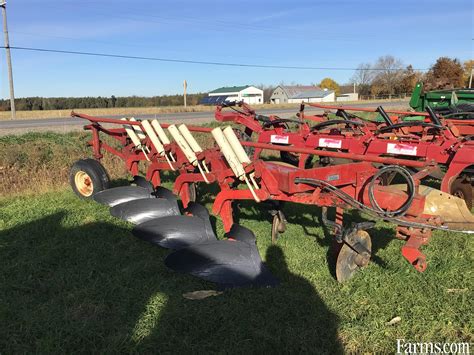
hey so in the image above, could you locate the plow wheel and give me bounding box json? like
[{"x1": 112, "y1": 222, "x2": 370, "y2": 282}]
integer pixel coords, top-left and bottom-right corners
[
  {"x1": 450, "y1": 177, "x2": 472, "y2": 210},
  {"x1": 70, "y1": 159, "x2": 110, "y2": 199},
  {"x1": 336, "y1": 230, "x2": 372, "y2": 282},
  {"x1": 271, "y1": 210, "x2": 287, "y2": 244}
]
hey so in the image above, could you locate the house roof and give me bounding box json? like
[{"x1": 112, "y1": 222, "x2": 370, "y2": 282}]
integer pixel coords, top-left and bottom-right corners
[
  {"x1": 275, "y1": 85, "x2": 334, "y2": 99},
  {"x1": 293, "y1": 90, "x2": 334, "y2": 99},
  {"x1": 277, "y1": 85, "x2": 327, "y2": 99},
  {"x1": 209, "y1": 85, "x2": 251, "y2": 94}
]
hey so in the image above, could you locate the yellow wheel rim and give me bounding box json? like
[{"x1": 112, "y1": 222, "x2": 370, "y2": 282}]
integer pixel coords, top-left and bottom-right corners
[{"x1": 74, "y1": 171, "x2": 94, "y2": 197}]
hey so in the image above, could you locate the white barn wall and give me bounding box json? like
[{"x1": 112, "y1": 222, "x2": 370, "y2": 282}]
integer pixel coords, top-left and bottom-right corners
[
  {"x1": 336, "y1": 93, "x2": 359, "y2": 102},
  {"x1": 322, "y1": 92, "x2": 336, "y2": 102}
]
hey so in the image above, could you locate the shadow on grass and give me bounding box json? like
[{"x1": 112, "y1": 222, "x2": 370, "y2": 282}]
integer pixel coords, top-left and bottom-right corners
[
  {"x1": 0, "y1": 211, "x2": 343, "y2": 353},
  {"x1": 137, "y1": 244, "x2": 343, "y2": 354}
]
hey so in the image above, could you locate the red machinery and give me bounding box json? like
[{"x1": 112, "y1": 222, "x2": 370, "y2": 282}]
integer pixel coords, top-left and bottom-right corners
[
  {"x1": 215, "y1": 102, "x2": 474, "y2": 209},
  {"x1": 70, "y1": 112, "x2": 474, "y2": 282},
  {"x1": 300, "y1": 102, "x2": 474, "y2": 136},
  {"x1": 72, "y1": 112, "x2": 216, "y2": 205}
]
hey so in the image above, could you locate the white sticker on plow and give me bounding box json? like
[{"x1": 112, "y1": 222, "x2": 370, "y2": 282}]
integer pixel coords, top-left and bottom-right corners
[
  {"x1": 270, "y1": 135, "x2": 289, "y2": 144},
  {"x1": 386, "y1": 143, "x2": 417, "y2": 156},
  {"x1": 318, "y1": 138, "x2": 342, "y2": 148}
]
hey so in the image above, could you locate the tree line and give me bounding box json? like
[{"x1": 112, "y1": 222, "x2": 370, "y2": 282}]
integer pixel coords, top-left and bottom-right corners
[
  {"x1": 1, "y1": 56, "x2": 471, "y2": 111},
  {"x1": 258, "y1": 56, "x2": 473, "y2": 101},
  {"x1": 350, "y1": 56, "x2": 473, "y2": 97},
  {"x1": 0, "y1": 93, "x2": 207, "y2": 111}
]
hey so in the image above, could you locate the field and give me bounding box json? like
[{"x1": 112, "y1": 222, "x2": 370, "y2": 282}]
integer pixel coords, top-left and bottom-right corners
[
  {"x1": 0, "y1": 98, "x2": 404, "y2": 121},
  {"x1": 0, "y1": 132, "x2": 472, "y2": 353},
  {"x1": 0, "y1": 103, "x2": 294, "y2": 121}
]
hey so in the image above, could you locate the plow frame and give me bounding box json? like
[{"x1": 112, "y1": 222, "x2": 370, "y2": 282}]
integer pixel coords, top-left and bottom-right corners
[
  {"x1": 74, "y1": 111, "x2": 467, "y2": 275},
  {"x1": 214, "y1": 103, "x2": 474, "y2": 201}
]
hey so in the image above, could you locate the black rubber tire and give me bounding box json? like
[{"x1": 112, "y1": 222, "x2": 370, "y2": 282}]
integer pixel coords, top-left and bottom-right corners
[
  {"x1": 70, "y1": 159, "x2": 110, "y2": 199},
  {"x1": 450, "y1": 177, "x2": 473, "y2": 210}
]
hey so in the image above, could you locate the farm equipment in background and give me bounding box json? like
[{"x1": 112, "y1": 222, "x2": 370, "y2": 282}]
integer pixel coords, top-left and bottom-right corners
[
  {"x1": 407, "y1": 82, "x2": 474, "y2": 135},
  {"x1": 69, "y1": 111, "x2": 474, "y2": 285},
  {"x1": 409, "y1": 82, "x2": 474, "y2": 119},
  {"x1": 216, "y1": 102, "x2": 474, "y2": 209}
]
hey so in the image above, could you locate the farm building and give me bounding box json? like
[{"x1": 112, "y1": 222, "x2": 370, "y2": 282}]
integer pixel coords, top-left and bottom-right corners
[
  {"x1": 201, "y1": 85, "x2": 264, "y2": 105},
  {"x1": 336, "y1": 93, "x2": 359, "y2": 102},
  {"x1": 270, "y1": 85, "x2": 335, "y2": 104}
]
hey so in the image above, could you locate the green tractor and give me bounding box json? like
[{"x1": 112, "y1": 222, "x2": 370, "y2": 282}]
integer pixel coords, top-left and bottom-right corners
[{"x1": 409, "y1": 82, "x2": 474, "y2": 119}]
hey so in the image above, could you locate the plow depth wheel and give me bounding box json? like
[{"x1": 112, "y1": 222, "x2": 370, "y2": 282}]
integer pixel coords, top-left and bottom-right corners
[
  {"x1": 336, "y1": 230, "x2": 372, "y2": 282},
  {"x1": 450, "y1": 177, "x2": 473, "y2": 210},
  {"x1": 271, "y1": 211, "x2": 286, "y2": 244},
  {"x1": 188, "y1": 182, "x2": 197, "y2": 202},
  {"x1": 70, "y1": 159, "x2": 110, "y2": 199}
]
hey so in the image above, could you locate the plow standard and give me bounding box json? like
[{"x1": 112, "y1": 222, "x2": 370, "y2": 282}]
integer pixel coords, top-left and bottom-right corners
[{"x1": 69, "y1": 106, "x2": 474, "y2": 287}]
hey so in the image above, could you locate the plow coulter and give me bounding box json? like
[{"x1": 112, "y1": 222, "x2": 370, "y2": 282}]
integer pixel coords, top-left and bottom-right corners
[{"x1": 69, "y1": 110, "x2": 474, "y2": 286}]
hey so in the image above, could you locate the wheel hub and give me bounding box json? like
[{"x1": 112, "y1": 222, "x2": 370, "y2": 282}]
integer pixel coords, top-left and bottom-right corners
[{"x1": 74, "y1": 171, "x2": 94, "y2": 197}]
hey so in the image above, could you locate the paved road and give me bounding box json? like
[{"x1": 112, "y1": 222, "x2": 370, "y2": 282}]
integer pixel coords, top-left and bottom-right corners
[{"x1": 0, "y1": 100, "x2": 408, "y2": 134}]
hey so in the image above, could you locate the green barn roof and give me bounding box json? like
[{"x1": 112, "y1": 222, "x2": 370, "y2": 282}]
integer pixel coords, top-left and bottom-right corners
[{"x1": 209, "y1": 85, "x2": 250, "y2": 94}]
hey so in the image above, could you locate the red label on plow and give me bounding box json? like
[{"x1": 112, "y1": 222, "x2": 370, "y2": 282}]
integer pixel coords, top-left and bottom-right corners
[
  {"x1": 318, "y1": 138, "x2": 342, "y2": 148},
  {"x1": 270, "y1": 135, "x2": 289, "y2": 144},
  {"x1": 386, "y1": 143, "x2": 417, "y2": 156}
]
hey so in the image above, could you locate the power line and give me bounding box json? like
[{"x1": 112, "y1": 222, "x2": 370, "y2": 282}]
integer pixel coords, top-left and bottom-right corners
[{"x1": 3, "y1": 46, "x2": 429, "y2": 71}]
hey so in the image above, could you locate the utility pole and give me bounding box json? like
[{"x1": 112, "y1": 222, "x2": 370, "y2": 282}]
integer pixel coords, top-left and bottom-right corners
[
  {"x1": 0, "y1": 2, "x2": 15, "y2": 120},
  {"x1": 469, "y1": 68, "x2": 474, "y2": 89},
  {"x1": 183, "y1": 80, "x2": 187, "y2": 107}
]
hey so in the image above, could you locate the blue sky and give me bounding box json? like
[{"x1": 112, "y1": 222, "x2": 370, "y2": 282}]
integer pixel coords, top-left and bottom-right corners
[{"x1": 1, "y1": 0, "x2": 472, "y2": 98}]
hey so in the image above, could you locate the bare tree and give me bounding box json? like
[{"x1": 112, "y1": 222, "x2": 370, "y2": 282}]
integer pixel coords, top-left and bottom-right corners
[
  {"x1": 371, "y1": 55, "x2": 404, "y2": 97},
  {"x1": 350, "y1": 63, "x2": 374, "y2": 95},
  {"x1": 256, "y1": 84, "x2": 276, "y2": 103}
]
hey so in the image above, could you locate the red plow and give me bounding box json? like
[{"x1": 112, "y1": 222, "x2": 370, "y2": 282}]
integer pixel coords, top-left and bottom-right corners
[
  {"x1": 215, "y1": 101, "x2": 474, "y2": 209},
  {"x1": 69, "y1": 108, "x2": 474, "y2": 286}
]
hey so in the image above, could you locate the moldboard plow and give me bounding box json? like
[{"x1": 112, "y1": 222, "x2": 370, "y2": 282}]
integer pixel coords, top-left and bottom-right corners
[
  {"x1": 215, "y1": 101, "x2": 474, "y2": 210},
  {"x1": 69, "y1": 111, "x2": 474, "y2": 286}
]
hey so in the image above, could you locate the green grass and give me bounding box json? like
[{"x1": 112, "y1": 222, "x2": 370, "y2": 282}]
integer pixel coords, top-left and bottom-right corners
[{"x1": 0, "y1": 185, "x2": 472, "y2": 353}]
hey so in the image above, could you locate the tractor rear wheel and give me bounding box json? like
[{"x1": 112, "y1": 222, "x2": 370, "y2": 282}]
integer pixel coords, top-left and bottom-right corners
[
  {"x1": 70, "y1": 159, "x2": 110, "y2": 199},
  {"x1": 450, "y1": 177, "x2": 473, "y2": 210}
]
